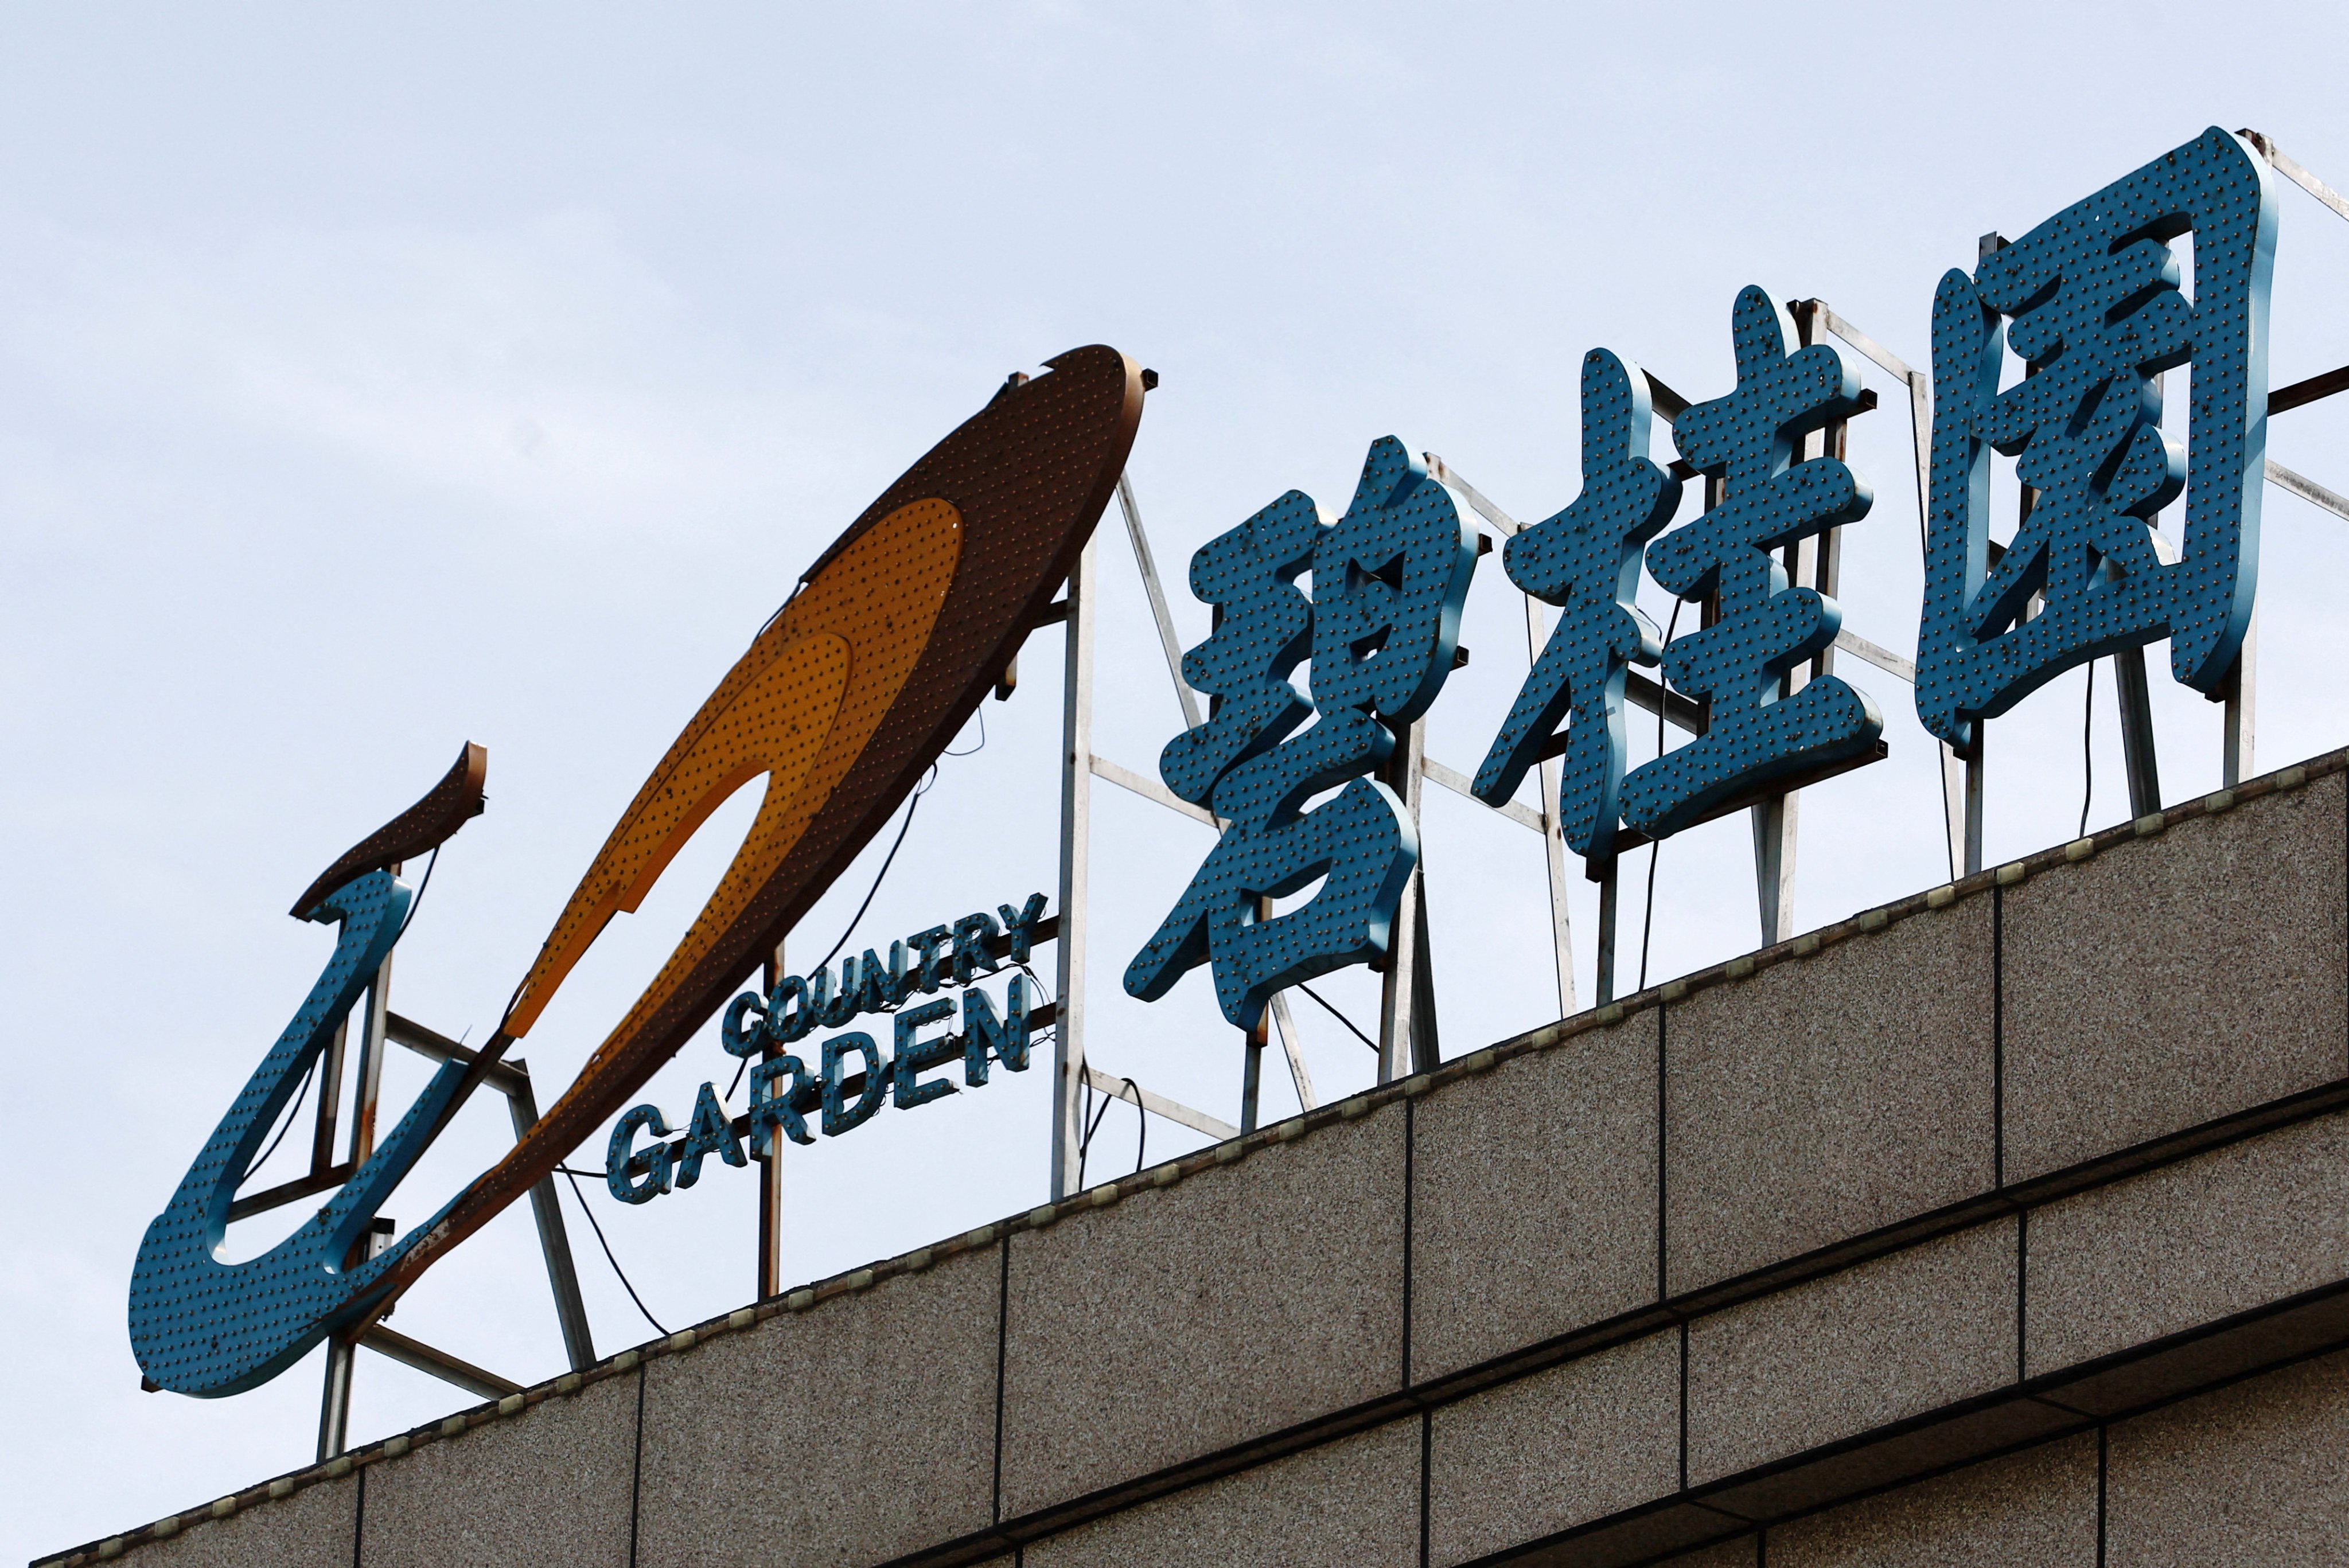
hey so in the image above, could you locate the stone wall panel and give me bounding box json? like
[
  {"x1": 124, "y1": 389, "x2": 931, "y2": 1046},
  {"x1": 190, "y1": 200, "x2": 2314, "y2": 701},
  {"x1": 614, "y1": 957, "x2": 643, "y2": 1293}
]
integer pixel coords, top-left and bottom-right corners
[
  {"x1": 1666, "y1": 897, "x2": 1994, "y2": 1294},
  {"x1": 636, "y1": 1244, "x2": 1002, "y2": 1568},
  {"x1": 2003, "y1": 772, "x2": 2347, "y2": 1183},
  {"x1": 1686, "y1": 1219, "x2": 2016, "y2": 1484},
  {"x1": 1022, "y1": 1420, "x2": 1419, "y2": 1568},
  {"x1": 362, "y1": 1372, "x2": 638, "y2": 1568},
  {"x1": 1412, "y1": 1012, "x2": 1658, "y2": 1382},
  {"x1": 999, "y1": 1106, "x2": 1406, "y2": 1516}
]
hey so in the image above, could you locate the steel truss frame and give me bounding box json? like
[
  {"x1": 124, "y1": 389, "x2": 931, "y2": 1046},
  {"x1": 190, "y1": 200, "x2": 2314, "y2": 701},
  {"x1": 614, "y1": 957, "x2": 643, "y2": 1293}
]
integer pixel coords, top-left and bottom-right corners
[
  {"x1": 215, "y1": 899, "x2": 597, "y2": 1460},
  {"x1": 1040, "y1": 131, "x2": 2349, "y2": 1184},
  {"x1": 216, "y1": 129, "x2": 2349, "y2": 1459}
]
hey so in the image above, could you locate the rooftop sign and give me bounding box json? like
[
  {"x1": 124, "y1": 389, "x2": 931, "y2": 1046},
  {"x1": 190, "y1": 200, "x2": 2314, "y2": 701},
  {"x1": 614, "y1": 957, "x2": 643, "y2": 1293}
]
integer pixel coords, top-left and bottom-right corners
[{"x1": 130, "y1": 126, "x2": 2327, "y2": 1418}]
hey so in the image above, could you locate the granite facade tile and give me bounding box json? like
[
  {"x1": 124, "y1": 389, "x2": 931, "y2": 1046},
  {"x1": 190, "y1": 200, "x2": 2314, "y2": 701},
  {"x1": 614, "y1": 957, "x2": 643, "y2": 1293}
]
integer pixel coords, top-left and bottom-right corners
[
  {"x1": 1022, "y1": 1419, "x2": 1420, "y2": 1568},
  {"x1": 1686, "y1": 1219, "x2": 2016, "y2": 1484},
  {"x1": 119, "y1": 1475, "x2": 355, "y2": 1568},
  {"x1": 1412, "y1": 1012, "x2": 1658, "y2": 1382},
  {"x1": 636, "y1": 1244, "x2": 1001, "y2": 1568},
  {"x1": 2026, "y1": 1111, "x2": 2349, "y2": 1376},
  {"x1": 999, "y1": 1106, "x2": 1406, "y2": 1516},
  {"x1": 1665, "y1": 896, "x2": 1994, "y2": 1294},
  {"x1": 1768, "y1": 1431, "x2": 2097, "y2": 1566},
  {"x1": 2003, "y1": 771, "x2": 2348, "y2": 1183},
  {"x1": 1425, "y1": 1329, "x2": 1680, "y2": 1565},
  {"x1": 2108, "y1": 1345, "x2": 2349, "y2": 1565},
  {"x1": 360, "y1": 1371, "x2": 637, "y2": 1568}
]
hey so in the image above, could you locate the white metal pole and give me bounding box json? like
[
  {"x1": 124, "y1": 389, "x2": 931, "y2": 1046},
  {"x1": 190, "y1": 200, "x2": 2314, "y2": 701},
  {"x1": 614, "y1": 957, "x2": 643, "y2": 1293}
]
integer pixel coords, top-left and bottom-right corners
[
  {"x1": 1051, "y1": 538, "x2": 1097, "y2": 1199},
  {"x1": 1378, "y1": 721, "x2": 1428, "y2": 1082}
]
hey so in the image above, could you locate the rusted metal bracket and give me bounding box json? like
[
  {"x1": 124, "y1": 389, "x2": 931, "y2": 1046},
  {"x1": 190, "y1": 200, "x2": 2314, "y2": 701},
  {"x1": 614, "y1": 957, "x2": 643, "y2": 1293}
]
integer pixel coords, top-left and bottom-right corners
[{"x1": 358, "y1": 1325, "x2": 522, "y2": 1401}]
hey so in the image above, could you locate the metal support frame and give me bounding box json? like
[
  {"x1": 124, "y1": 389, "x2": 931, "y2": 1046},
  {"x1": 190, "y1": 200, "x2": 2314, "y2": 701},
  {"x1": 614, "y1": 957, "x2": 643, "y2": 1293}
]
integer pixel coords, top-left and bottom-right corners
[
  {"x1": 756, "y1": 939, "x2": 788, "y2": 1301},
  {"x1": 1051, "y1": 532, "x2": 1097, "y2": 1200},
  {"x1": 1425, "y1": 457, "x2": 1582, "y2": 1018},
  {"x1": 1377, "y1": 720, "x2": 1433, "y2": 1083},
  {"x1": 503, "y1": 1068, "x2": 595, "y2": 1371},
  {"x1": 2110, "y1": 646, "x2": 2163, "y2": 819},
  {"x1": 1594, "y1": 859, "x2": 1620, "y2": 1005},
  {"x1": 1081, "y1": 1064, "x2": 1239, "y2": 1140},
  {"x1": 1806, "y1": 297, "x2": 1981, "y2": 879},
  {"x1": 317, "y1": 893, "x2": 396, "y2": 1462},
  {"x1": 212, "y1": 892, "x2": 596, "y2": 1456},
  {"x1": 2219, "y1": 604, "x2": 2258, "y2": 789},
  {"x1": 360, "y1": 1325, "x2": 522, "y2": 1402},
  {"x1": 1049, "y1": 473, "x2": 1325, "y2": 1180}
]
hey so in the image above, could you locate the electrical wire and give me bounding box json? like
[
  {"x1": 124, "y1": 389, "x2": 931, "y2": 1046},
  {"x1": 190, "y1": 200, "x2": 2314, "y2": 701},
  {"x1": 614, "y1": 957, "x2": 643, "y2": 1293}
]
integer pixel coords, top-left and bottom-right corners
[
  {"x1": 1638, "y1": 596, "x2": 1688, "y2": 993},
  {"x1": 391, "y1": 844, "x2": 441, "y2": 947},
  {"x1": 555, "y1": 1165, "x2": 670, "y2": 1337},
  {"x1": 724, "y1": 769, "x2": 937, "y2": 1101},
  {"x1": 243, "y1": 1056, "x2": 318, "y2": 1182},
  {"x1": 943, "y1": 708, "x2": 986, "y2": 758},
  {"x1": 1075, "y1": 1074, "x2": 1143, "y2": 1191},
  {"x1": 244, "y1": 847, "x2": 445, "y2": 1186},
  {"x1": 1295, "y1": 982, "x2": 1377, "y2": 1052},
  {"x1": 2079, "y1": 659, "x2": 2097, "y2": 840}
]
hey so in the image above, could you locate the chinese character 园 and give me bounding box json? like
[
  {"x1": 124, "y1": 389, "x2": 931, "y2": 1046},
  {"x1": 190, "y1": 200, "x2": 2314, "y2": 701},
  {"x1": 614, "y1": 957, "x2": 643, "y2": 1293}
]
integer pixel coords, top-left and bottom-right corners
[{"x1": 1915, "y1": 126, "x2": 2277, "y2": 747}]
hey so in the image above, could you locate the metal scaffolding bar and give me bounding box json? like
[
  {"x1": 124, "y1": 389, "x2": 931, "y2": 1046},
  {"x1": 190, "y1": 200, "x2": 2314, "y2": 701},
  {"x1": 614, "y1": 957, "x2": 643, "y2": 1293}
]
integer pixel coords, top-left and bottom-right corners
[
  {"x1": 1081, "y1": 1064, "x2": 1238, "y2": 1141},
  {"x1": 1377, "y1": 720, "x2": 1431, "y2": 1082},
  {"x1": 1051, "y1": 532, "x2": 1098, "y2": 1200},
  {"x1": 1117, "y1": 472, "x2": 1205, "y2": 734},
  {"x1": 757, "y1": 939, "x2": 788, "y2": 1302},
  {"x1": 1810, "y1": 295, "x2": 1974, "y2": 881}
]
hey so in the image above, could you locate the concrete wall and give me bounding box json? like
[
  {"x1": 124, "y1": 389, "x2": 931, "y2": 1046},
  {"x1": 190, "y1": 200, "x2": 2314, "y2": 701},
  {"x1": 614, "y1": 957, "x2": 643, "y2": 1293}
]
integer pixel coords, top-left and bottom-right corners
[{"x1": 48, "y1": 754, "x2": 2349, "y2": 1568}]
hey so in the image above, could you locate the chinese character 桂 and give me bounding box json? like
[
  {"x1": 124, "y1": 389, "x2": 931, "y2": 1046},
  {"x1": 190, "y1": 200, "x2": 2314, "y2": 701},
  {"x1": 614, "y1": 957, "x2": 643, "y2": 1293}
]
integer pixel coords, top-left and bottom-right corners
[
  {"x1": 1472, "y1": 348, "x2": 1683, "y2": 853},
  {"x1": 1124, "y1": 436, "x2": 1478, "y2": 1028},
  {"x1": 1617, "y1": 284, "x2": 1880, "y2": 839},
  {"x1": 1915, "y1": 126, "x2": 2277, "y2": 747}
]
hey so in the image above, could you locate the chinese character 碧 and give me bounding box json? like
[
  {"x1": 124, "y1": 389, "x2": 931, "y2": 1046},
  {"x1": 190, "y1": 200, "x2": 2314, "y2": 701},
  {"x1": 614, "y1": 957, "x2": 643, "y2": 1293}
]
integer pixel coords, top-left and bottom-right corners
[{"x1": 1124, "y1": 437, "x2": 1478, "y2": 1028}]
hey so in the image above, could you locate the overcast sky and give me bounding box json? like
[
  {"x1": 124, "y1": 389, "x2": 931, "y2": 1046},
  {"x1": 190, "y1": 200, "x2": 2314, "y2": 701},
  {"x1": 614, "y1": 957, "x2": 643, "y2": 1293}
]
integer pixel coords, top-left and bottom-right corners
[{"x1": 7, "y1": 3, "x2": 2349, "y2": 1559}]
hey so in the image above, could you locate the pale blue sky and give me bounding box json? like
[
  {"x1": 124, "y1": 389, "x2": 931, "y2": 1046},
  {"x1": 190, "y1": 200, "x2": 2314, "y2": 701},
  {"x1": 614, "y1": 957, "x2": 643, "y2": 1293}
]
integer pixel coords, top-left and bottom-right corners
[{"x1": 7, "y1": 3, "x2": 2349, "y2": 1558}]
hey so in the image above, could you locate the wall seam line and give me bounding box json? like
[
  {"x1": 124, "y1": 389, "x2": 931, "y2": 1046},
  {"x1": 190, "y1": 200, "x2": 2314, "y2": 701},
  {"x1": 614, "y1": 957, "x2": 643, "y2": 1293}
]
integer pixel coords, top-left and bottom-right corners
[
  {"x1": 1993, "y1": 881, "x2": 2006, "y2": 1189},
  {"x1": 1418, "y1": 1407, "x2": 1433, "y2": 1568},
  {"x1": 351, "y1": 1458, "x2": 364, "y2": 1568},
  {"x1": 994, "y1": 1232, "x2": 1011, "y2": 1524},
  {"x1": 2095, "y1": 1420, "x2": 2109, "y2": 1567},
  {"x1": 2017, "y1": 1207, "x2": 2031, "y2": 1383},
  {"x1": 628, "y1": 1363, "x2": 646, "y2": 1568},
  {"x1": 1678, "y1": 1319, "x2": 1690, "y2": 1493},
  {"x1": 1658, "y1": 1003, "x2": 1670, "y2": 1303},
  {"x1": 1403, "y1": 1097, "x2": 1416, "y2": 1391}
]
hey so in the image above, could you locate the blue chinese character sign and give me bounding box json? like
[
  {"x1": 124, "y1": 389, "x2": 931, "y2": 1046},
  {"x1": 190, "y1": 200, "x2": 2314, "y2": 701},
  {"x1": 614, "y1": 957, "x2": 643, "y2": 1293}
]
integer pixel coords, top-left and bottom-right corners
[
  {"x1": 126, "y1": 871, "x2": 470, "y2": 1397},
  {"x1": 1124, "y1": 436, "x2": 1478, "y2": 1028},
  {"x1": 1472, "y1": 349, "x2": 1682, "y2": 853},
  {"x1": 1915, "y1": 126, "x2": 2278, "y2": 747},
  {"x1": 1620, "y1": 286, "x2": 1881, "y2": 839}
]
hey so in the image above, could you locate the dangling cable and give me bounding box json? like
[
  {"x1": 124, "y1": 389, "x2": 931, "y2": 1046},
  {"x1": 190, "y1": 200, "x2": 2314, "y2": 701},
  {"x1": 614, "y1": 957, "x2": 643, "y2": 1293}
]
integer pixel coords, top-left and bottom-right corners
[
  {"x1": 244, "y1": 847, "x2": 445, "y2": 1185},
  {"x1": 1075, "y1": 1075, "x2": 1144, "y2": 1189},
  {"x1": 391, "y1": 843, "x2": 441, "y2": 947},
  {"x1": 241, "y1": 1056, "x2": 318, "y2": 1182},
  {"x1": 1296, "y1": 982, "x2": 1377, "y2": 1052},
  {"x1": 554, "y1": 1165, "x2": 670, "y2": 1337},
  {"x1": 1638, "y1": 596, "x2": 1687, "y2": 993},
  {"x1": 943, "y1": 708, "x2": 987, "y2": 758},
  {"x1": 2079, "y1": 659, "x2": 2097, "y2": 840},
  {"x1": 724, "y1": 768, "x2": 937, "y2": 1102}
]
